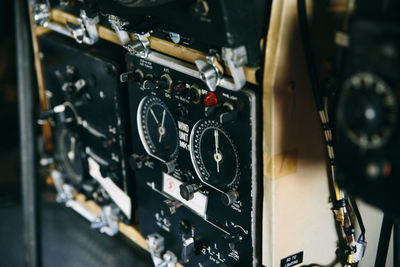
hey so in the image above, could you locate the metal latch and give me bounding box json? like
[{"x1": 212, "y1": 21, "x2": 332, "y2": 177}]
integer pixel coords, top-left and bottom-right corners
[
  {"x1": 108, "y1": 15, "x2": 150, "y2": 58},
  {"x1": 195, "y1": 46, "x2": 248, "y2": 91},
  {"x1": 32, "y1": 1, "x2": 51, "y2": 27},
  {"x1": 91, "y1": 205, "x2": 120, "y2": 236},
  {"x1": 66, "y1": 9, "x2": 99, "y2": 45},
  {"x1": 147, "y1": 233, "x2": 178, "y2": 267},
  {"x1": 195, "y1": 55, "x2": 223, "y2": 91},
  {"x1": 221, "y1": 46, "x2": 248, "y2": 90}
]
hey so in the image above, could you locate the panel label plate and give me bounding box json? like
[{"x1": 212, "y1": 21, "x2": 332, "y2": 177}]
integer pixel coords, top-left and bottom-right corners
[
  {"x1": 280, "y1": 251, "x2": 303, "y2": 267},
  {"x1": 88, "y1": 157, "x2": 131, "y2": 219}
]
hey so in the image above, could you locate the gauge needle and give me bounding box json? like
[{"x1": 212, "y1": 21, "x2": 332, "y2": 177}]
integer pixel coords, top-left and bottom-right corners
[
  {"x1": 158, "y1": 109, "x2": 166, "y2": 143},
  {"x1": 150, "y1": 108, "x2": 159, "y2": 124},
  {"x1": 214, "y1": 129, "x2": 222, "y2": 173}
]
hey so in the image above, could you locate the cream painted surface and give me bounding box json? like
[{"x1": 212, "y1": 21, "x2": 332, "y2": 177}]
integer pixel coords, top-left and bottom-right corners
[
  {"x1": 262, "y1": 0, "x2": 394, "y2": 266},
  {"x1": 357, "y1": 200, "x2": 393, "y2": 267}
]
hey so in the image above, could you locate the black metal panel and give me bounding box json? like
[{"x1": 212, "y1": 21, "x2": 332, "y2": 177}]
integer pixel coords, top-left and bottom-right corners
[
  {"x1": 335, "y1": 4, "x2": 400, "y2": 217},
  {"x1": 126, "y1": 52, "x2": 261, "y2": 266},
  {"x1": 38, "y1": 33, "x2": 134, "y2": 220}
]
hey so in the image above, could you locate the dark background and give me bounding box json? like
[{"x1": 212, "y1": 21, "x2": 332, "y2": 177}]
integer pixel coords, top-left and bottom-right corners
[{"x1": 0, "y1": 2, "x2": 151, "y2": 266}]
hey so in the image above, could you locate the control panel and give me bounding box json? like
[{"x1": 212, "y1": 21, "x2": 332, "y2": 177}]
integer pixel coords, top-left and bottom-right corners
[
  {"x1": 126, "y1": 51, "x2": 261, "y2": 266},
  {"x1": 39, "y1": 33, "x2": 134, "y2": 226}
]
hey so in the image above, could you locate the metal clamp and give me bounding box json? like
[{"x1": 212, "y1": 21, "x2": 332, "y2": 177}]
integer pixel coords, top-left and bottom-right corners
[
  {"x1": 222, "y1": 46, "x2": 248, "y2": 91},
  {"x1": 91, "y1": 205, "x2": 120, "y2": 236},
  {"x1": 51, "y1": 169, "x2": 74, "y2": 203},
  {"x1": 108, "y1": 15, "x2": 150, "y2": 58},
  {"x1": 195, "y1": 55, "x2": 223, "y2": 91},
  {"x1": 32, "y1": 1, "x2": 51, "y2": 27},
  {"x1": 66, "y1": 9, "x2": 99, "y2": 45},
  {"x1": 125, "y1": 33, "x2": 151, "y2": 58},
  {"x1": 147, "y1": 233, "x2": 178, "y2": 267},
  {"x1": 32, "y1": 0, "x2": 99, "y2": 45},
  {"x1": 108, "y1": 15, "x2": 131, "y2": 44}
]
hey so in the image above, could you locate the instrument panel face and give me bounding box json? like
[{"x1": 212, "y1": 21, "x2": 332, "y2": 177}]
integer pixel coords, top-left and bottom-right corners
[
  {"x1": 39, "y1": 33, "x2": 133, "y2": 219},
  {"x1": 127, "y1": 52, "x2": 260, "y2": 266}
]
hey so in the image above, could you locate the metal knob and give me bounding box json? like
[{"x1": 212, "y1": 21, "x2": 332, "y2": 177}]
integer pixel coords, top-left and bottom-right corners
[{"x1": 179, "y1": 183, "x2": 202, "y2": 201}]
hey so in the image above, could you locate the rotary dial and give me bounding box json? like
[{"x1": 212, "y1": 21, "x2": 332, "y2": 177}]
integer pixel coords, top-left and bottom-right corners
[
  {"x1": 189, "y1": 120, "x2": 239, "y2": 192},
  {"x1": 137, "y1": 96, "x2": 179, "y2": 162},
  {"x1": 338, "y1": 72, "x2": 398, "y2": 149}
]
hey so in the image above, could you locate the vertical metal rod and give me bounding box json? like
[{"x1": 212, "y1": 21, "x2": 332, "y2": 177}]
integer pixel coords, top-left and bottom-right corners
[
  {"x1": 375, "y1": 214, "x2": 393, "y2": 267},
  {"x1": 15, "y1": 0, "x2": 42, "y2": 266}
]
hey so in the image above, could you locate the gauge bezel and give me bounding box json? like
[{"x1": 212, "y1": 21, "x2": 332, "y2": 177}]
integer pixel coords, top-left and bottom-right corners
[
  {"x1": 189, "y1": 119, "x2": 240, "y2": 193},
  {"x1": 137, "y1": 96, "x2": 179, "y2": 162}
]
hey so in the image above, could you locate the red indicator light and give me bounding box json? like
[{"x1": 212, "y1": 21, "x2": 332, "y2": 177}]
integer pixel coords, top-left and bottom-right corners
[{"x1": 204, "y1": 92, "x2": 217, "y2": 107}]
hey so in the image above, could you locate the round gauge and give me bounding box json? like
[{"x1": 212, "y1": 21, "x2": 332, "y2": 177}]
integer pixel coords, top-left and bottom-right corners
[
  {"x1": 137, "y1": 96, "x2": 179, "y2": 162},
  {"x1": 189, "y1": 120, "x2": 239, "y2": 191},
  {"x1": 55, "y1": 127, "x2": 84, "y2": 185},
  {"x1": 338, "y1": 72, "x2": 398, "y2": 149}
]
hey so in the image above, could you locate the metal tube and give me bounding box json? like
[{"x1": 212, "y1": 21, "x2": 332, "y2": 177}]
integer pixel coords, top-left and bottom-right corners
[{"x1": 15, "y1": 0, "x2": 42, "y2": 266}]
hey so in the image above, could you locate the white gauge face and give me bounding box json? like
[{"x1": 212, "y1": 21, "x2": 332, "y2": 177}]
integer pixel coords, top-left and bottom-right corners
[
  {"x1": 189, "y1": 119, "x2": 239, "y2": 192},
  {"x1": 137, "y1": 96, "x2": 179, "y2": 162},
  {"x1": 339, "y1": 72, "x2": 398, "y2": 149}
]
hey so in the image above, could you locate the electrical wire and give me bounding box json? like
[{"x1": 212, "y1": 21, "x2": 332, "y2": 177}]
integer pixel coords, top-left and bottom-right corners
[
  {"x1": 297, "y1": 0, "x2": 342, "y2": 201},
  {"x1": 350, "y1": 197, "x2": 366, "y2": 242},
  {"x1": 297, "y1": 0, "x2": 363, "y2": 265}
]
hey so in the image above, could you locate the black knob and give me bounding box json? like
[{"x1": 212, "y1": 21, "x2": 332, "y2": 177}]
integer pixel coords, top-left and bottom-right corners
[
  {"x1": 179, "y1": 183, "x2": 202, "y2": 201},
  {"x1": 142, "y1": 79, "x2": 157, "y2": 90},
  {"x1": 204, "y1": 105, "x2": 219, "y2": 117},
  {"x1": 175, "y1": 104, "x2": 189, "y2": 120},
  {"x1": 221, "y1": 190, "x2": 239, "y2": 206},
  {"x1": 189, "y1": 84, "x2": 202, "y2": 104},
  {"x1": 162, "y1": 160, "x2": 177, "y2": 174},
  {"x1": 174, "y1": 82, "x2": 188, "y2": 95},
  {"x1": 219, "y1": 102, "x2": 238, "y2": 124},
  {"x1": 158, "y1": 74, "x2": 173, "y2": 92},
  {"x1": 163, "y1": 199, "x2": 182, "y2": 217},
  {"x1": 120, "y1": 69, "x2": 144, "y2": 83}
]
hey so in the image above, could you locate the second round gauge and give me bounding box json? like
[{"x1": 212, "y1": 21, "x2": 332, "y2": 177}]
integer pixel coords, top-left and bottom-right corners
[
  {"x1": 189, "y1": 120, "x2": 239, "y2": 191},
  {"x1": 137, "y1": 96, "x2": 179, "y2": 162}
]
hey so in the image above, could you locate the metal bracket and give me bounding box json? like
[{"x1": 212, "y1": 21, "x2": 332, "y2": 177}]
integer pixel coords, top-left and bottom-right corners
[
  {"x1": 147, "y1": 233, "x2": 178, "y2": 267},
  {"x1": 125, "y1": 33, "x2": 151, "y2": 58},
  {"x1": 91, "y1": 205, "x2": 120, "y2": 236},
  {"x1": 51, "y1": 169, "x2": 74, "y2": 203},
  {"x1": 221, "y1": 46, "x2": 248, "y2": 91},
  {"x1": 108, "y1": 15, "x2": 131, "y2": 44},
  {"x1": 32, "y1": 0, "x2": 99, "y2": 45},
  {"x1": 195, "y1": 55, "x2": 223, "y2": 91},
  {"x1": 66, "y1": 9, "x2": 99, "y2": 45},
  {"x1": 108, "y1": 15, "x2": 151, "y2": 58},
  {"x1": 32, "y1": 1, "x2": 50, "y2": 27}
]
